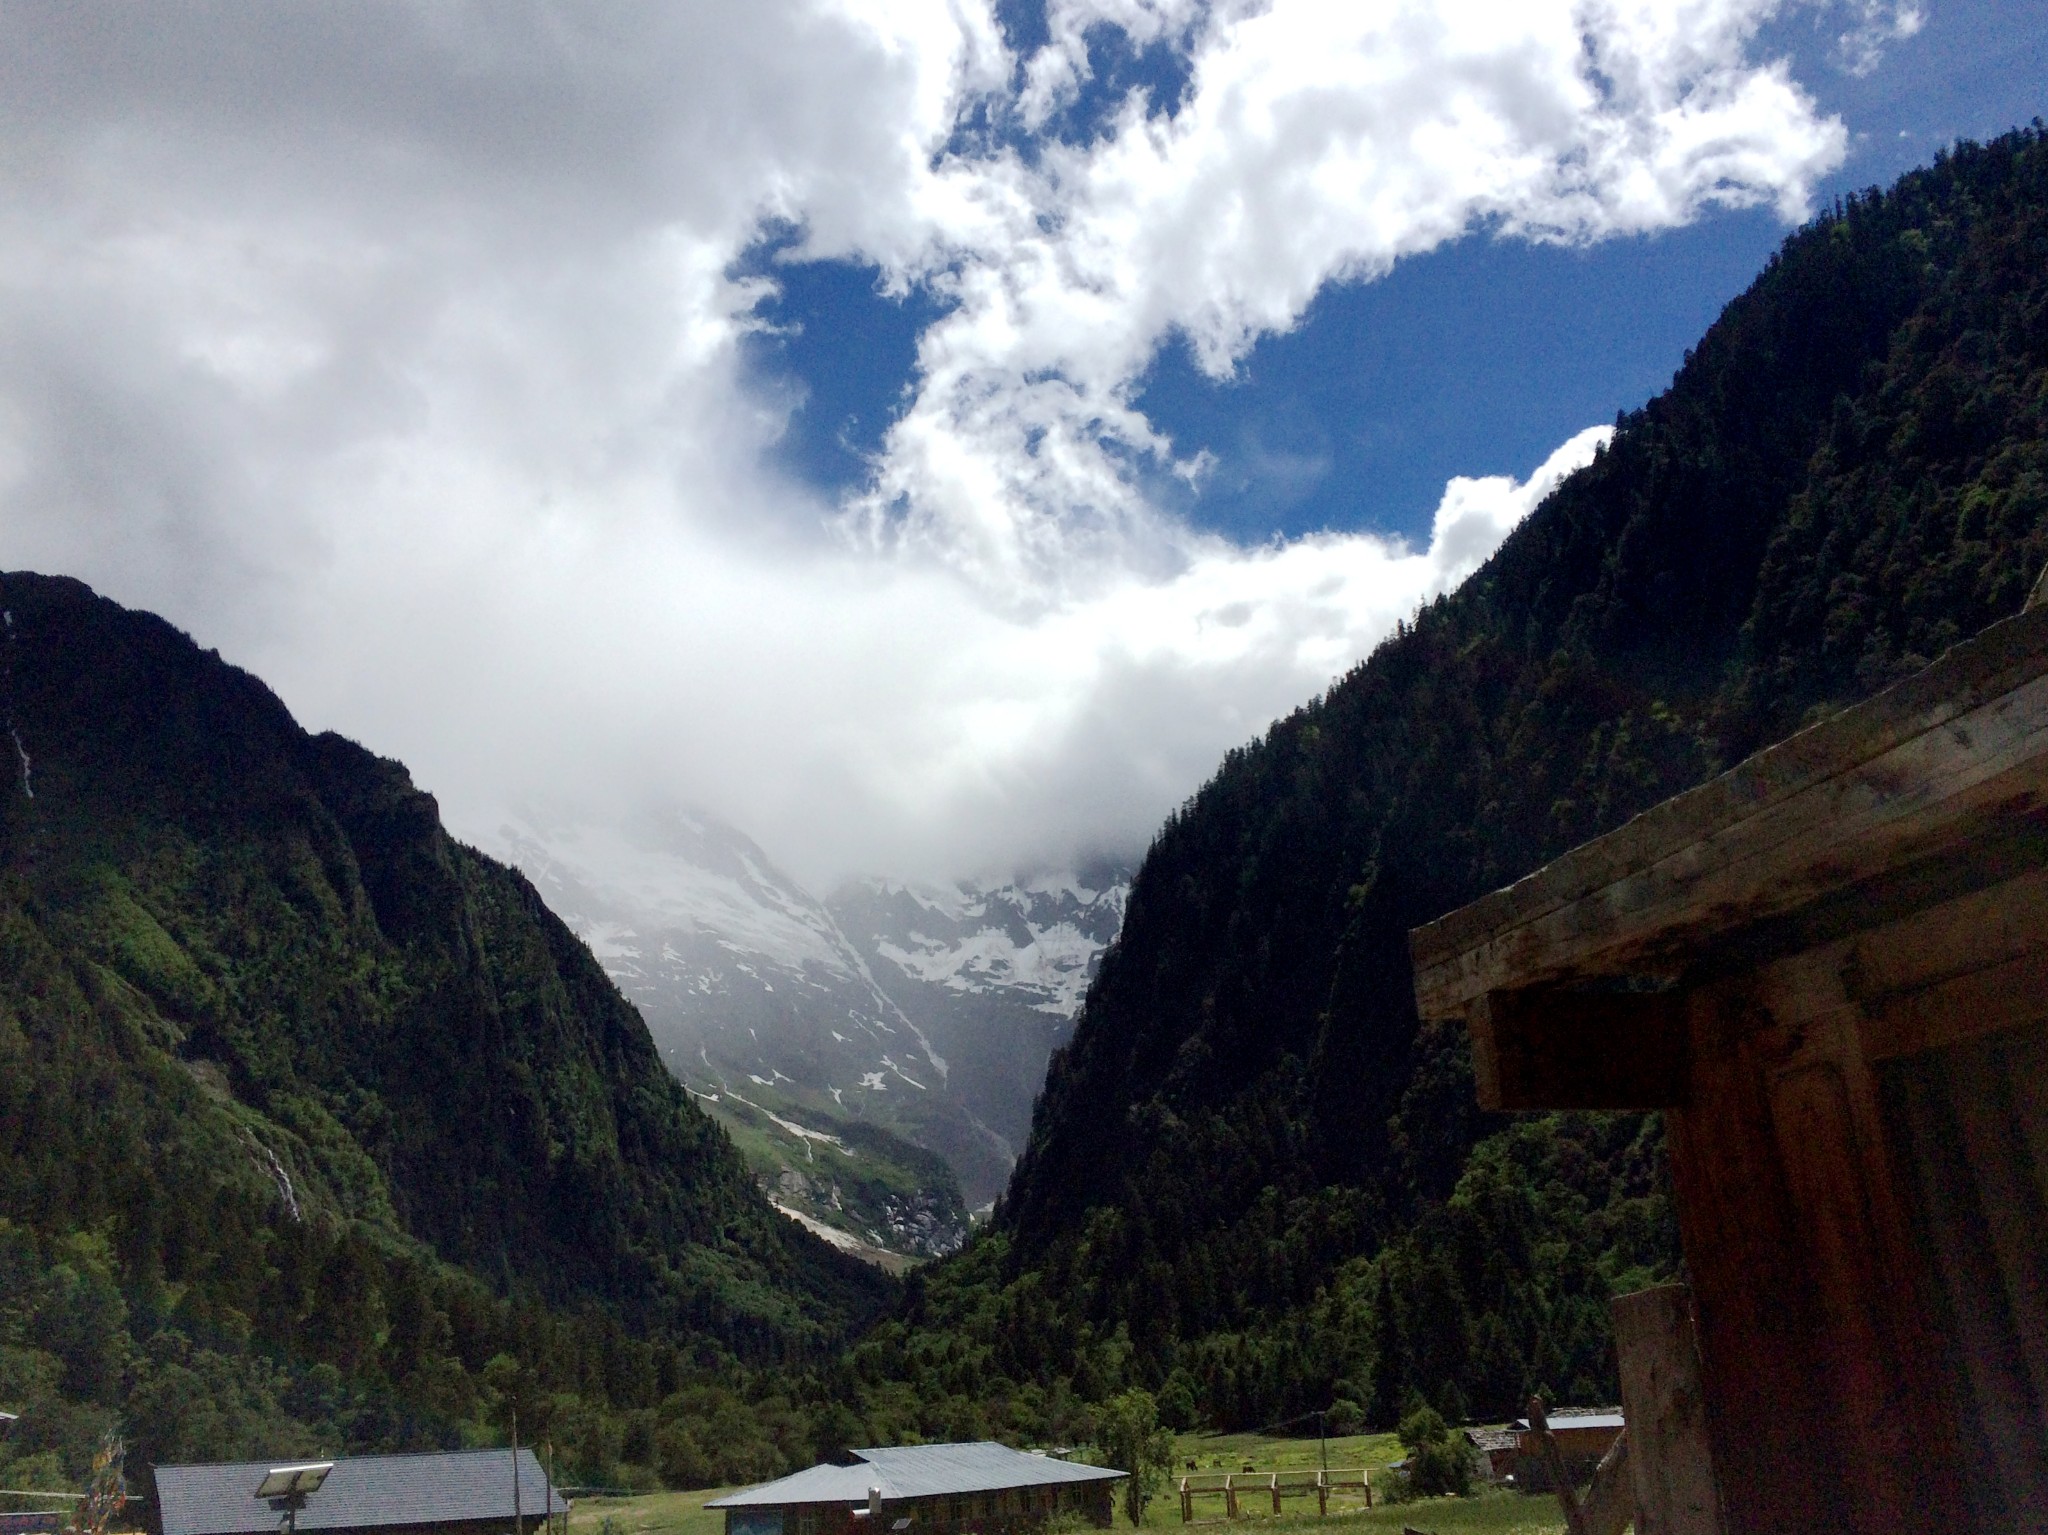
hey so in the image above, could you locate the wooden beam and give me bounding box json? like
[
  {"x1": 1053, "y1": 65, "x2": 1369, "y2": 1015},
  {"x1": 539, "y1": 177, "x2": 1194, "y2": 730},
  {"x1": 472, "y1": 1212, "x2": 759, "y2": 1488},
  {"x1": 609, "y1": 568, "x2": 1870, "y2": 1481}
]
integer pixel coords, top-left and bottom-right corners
[
  {"x1": 1721, "y1": 860, "x2": 2048, "y2": 1061},
  {"x1": 1411, "y1": 603, "x2": 2048, "y2": 1017},
  {"x1": 1460, "y1": 860, "x2": 2048, "y2": 1113},
  {"x1": 1612, "y1": 1285, "x2": 1722, "y2": 1535},
  {"x1": 1468, "y1": 987, "x2": 1687, "y2": 1111}
]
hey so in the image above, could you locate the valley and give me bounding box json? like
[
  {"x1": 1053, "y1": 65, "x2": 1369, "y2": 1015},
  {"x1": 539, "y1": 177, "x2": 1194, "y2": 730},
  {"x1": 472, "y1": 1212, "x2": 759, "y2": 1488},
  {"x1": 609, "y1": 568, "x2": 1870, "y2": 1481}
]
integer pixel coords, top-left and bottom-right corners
[
  {"x1": 494, "y1": 810, "x2": 1127, "y2": 1256},
  {"x1": 3, "y1": 106, "x2": 2046, "y2": 1529}
]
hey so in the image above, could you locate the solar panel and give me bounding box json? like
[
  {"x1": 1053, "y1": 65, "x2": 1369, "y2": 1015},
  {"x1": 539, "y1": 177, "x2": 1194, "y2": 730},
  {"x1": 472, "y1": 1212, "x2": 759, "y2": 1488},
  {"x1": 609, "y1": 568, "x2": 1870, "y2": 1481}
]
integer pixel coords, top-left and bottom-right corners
[{"x1": 255, "y1": 1467, "x2": 334, "y2": 1502}]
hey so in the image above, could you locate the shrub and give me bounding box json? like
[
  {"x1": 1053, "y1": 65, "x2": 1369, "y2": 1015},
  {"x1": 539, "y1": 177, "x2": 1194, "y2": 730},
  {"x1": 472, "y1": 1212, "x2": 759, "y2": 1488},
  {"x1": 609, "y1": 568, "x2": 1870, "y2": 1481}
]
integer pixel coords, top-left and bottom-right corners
[{"x1": 1393, "y1": 1405, "x2": 1471, "y2": 1500}]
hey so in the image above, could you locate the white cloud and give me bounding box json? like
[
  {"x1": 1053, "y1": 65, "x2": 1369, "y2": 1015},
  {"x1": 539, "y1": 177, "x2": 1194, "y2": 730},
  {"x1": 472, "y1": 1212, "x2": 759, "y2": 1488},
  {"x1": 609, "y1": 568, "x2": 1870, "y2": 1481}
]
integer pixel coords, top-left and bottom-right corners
[
  {"x1": 1832, "y1": 1, "x2": 1924, "y2": 76},
  {"x1": 847, "y1": 0, "x2": 1856, "y2": 595},
  {"x1": 0, "y1": 2, "x2": 1897, "y2": 885}
]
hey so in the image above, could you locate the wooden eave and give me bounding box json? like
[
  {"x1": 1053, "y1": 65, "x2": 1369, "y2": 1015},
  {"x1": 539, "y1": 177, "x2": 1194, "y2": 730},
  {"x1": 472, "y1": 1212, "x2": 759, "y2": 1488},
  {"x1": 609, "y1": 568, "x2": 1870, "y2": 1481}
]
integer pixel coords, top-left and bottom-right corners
[{"x1": 1410, "y1": 602, "x2": 2048, "y2": 1022}]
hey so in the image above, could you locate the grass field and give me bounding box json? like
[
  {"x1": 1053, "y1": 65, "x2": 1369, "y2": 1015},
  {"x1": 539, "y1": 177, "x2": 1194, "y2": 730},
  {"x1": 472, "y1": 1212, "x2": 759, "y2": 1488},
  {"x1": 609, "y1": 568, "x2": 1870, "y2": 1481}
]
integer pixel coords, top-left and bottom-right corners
[
  {"x1": 561, "y1": 1431, "x2": 1565, "y2": 1535},
  {"x1": 568, "y1": 1486, "x2": 734, "y2": 1535},
  {"x1": 1168, "y1": 1430, "x2": 1405, "y2": 1475}
]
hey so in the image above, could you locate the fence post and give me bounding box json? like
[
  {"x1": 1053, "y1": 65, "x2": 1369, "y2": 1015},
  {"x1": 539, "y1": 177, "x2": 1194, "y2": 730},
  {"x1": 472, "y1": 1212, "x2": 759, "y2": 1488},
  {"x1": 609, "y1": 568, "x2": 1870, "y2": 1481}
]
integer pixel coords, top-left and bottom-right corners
[
  {"x1": 1362, "y1": 1470, "x2": 1371, "y2": 1510},
  {"x1": 1223, "y1": 1477, "x2": 1236, "y2": 1520},
  {"x1": 1316, "y1": 1472, "x2": 1327, "y2": 1517}
]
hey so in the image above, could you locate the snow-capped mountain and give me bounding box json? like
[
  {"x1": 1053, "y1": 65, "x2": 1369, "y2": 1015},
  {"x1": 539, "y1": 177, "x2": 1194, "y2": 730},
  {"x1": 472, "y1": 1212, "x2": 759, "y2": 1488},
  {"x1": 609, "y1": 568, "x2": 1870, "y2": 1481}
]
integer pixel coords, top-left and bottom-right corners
[
  {"x1": 825, "y1": 873, "x2": 1127, "y2": 1193},
  {"x1": 489, "y1": 808, "x2": 1127, "y2": 1255}
]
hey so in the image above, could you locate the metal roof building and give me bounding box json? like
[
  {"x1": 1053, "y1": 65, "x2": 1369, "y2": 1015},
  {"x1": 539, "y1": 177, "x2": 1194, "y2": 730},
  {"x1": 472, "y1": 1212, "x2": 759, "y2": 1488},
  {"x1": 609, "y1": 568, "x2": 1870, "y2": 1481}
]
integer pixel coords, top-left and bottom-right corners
[
  {"x1": 1505, "y1": 1412, "x2": 1624, "y2": 1436},
  {"x1": 153, "y1": 1450, "x2": 567, "y2": 1535},
  {"x1": 706, "y1": 1443, "x2": 1123, "y2": 1535}
]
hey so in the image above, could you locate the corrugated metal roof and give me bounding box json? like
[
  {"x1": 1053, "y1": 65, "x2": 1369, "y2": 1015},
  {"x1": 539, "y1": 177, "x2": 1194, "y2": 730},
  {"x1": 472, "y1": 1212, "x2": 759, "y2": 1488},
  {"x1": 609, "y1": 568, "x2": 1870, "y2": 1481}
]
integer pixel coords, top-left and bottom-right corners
[
  {"x1": 706, "y1": 1444, "x2": 1124, "y2": 1508},
  {"x1": 155, "y1": 1449, "x2": 568, "y2": 1535},
  {"x1": 1510, "y1": 1413, "x2": 1625, "y2": 1433},
  {"x1": 703, "y1": 1465, "x2": 878, "y2": 1510}
]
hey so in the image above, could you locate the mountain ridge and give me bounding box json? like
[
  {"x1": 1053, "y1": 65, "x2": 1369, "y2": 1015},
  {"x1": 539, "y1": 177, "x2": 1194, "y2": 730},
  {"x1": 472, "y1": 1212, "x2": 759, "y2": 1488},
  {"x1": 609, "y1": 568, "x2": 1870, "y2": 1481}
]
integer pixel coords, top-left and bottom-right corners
[
  {"x1": 849, "y1": 126, "x2": 2048, "y2": 1440},
  {"x1": 0, "y1": 572, "x2": 889, "y2": 1487}
]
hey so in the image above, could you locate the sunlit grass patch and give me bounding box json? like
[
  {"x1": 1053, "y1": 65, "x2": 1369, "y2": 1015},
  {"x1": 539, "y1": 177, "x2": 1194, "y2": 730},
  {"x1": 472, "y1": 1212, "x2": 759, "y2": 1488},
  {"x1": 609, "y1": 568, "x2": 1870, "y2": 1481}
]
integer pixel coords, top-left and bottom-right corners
[{"x1": 567, "y1": 1487, "x2": 736, "y2": 1535}]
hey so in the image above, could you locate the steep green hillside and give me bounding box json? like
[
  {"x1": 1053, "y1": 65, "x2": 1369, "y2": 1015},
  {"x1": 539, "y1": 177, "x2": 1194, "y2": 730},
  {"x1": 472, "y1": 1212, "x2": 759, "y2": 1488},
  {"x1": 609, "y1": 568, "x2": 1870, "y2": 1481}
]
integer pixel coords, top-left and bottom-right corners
[
  {"x1": 0, "y1": 574, "x2": 890, "y2": 1487},
  {"x1": 849, "y1": 128, "x2": 2048, "y2": 1436},
  {"x1": 698, "y1": 1084, "x2": 967, "y2": 1264}
]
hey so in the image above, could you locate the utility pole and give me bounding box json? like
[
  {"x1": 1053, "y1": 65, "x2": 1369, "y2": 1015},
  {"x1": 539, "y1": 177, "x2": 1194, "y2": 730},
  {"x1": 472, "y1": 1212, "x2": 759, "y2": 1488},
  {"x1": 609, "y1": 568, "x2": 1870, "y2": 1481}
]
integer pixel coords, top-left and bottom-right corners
[{"x1": 1317, "y1": 1410, "x2": 1326, "y2": 1476}]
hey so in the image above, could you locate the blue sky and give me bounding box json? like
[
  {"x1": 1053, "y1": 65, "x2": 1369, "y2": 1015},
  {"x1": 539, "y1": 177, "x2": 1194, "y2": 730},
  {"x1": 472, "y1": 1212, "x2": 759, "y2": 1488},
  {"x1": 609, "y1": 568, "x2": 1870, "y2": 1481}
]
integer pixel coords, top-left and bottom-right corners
[{"x1": 754, "y1": 0, "x2": 2046, "y2": 548}]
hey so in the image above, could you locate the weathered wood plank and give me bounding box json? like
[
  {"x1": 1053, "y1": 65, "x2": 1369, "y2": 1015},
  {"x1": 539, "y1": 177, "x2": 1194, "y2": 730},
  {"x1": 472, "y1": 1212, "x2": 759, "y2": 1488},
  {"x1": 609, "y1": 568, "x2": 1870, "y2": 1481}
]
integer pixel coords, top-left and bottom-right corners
[
  {"x1": 1413, "y1": 602, "x2": 2048, "y2": 978},
  {"x1": 1881, "y1": 1024, "x2": 2048, "y2": 1528},
  {"x1": 1667, "y1": 985, "x2": 1973, "y2": 1535},
  {"x1": 1665, "y1": 988, "x2": 1845, "y2": 1535},
  {"x1": 1411, "y1": 603, "x2": 2048, "y2": 1015},
  {"x1": 1577, "y1": 1431, "x2": 1632, "y2": 1535},
  {"x1": 1766, "y1": 1059, "x2": 1931, "y2": 1532},
  {"x1": 1612, "y1": 1286, "x2": 1721, "y2": 1535},
  {"x1": 1468, "y1": 862, "x2": 2048, "y2": 1112},
  {"x1": 1414, "y1": 671, "x2": 2048, "y2": 1015},
  {"x1": 1694, "y1": 859, "x2": 2048, "y2": 1063},
  {"x1": 1468, "y1": 988, "x2": 1687, "y2": 1111}
]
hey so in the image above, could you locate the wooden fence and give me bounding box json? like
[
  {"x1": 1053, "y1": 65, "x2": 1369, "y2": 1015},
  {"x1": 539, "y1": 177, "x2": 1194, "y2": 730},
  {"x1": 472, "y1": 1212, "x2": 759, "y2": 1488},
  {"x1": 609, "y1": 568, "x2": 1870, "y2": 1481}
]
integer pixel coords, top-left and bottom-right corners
[{"x1": 1174, "y1": 1470, "x2": 1371, "y2": 1522}]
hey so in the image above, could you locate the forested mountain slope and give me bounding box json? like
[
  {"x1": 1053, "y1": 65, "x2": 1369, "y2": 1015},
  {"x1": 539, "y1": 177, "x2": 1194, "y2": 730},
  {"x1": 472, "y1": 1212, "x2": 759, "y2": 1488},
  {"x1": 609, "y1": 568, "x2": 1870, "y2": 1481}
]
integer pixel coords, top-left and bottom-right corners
[
  {"x1": 850, "y1": 128, "x2": 2048, "y2": 1439},
  {"x1": 0, "y1": 573, "x2": 889, "y2": 1487}
]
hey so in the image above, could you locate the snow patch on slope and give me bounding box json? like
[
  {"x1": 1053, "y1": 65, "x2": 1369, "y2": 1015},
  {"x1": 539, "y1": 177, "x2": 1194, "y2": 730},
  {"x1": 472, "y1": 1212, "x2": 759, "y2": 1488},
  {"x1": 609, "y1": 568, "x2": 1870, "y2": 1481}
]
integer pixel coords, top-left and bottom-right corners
[{"x1": 858, "y1": 877, "x2": 1128, "y2": 1016}]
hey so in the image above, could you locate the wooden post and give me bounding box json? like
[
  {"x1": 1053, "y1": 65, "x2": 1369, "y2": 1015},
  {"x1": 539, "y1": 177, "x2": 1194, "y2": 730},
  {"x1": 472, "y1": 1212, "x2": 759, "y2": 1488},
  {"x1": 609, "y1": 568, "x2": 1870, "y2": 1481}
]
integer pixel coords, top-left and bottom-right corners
[
  {"x1": 1177, "y1": 1479, "x2": 1190, "y2": 1524},
  {"x1": 1315, "y1": 1472, "x2": 1326, "y2": 1517},
  {"x1": 1268, "y1": 1476, "x2": 1279, "y2": 1516},
  {"x1": 1526, "y1": 1399, "x2": 1584, "y2": 1535},
  {"x1": 512, "y1": 1412, "x2": 522, "y2": 1535},
  {"x1": 1667, "y1": 985, "x2": 1974, "y2": 1535},
  {"x1": 1577, "y1": 1432, "x2": 1633, "y2": 1535},
  {"x1": 1613, "y1": 1285, "x2": 1723, "y2": 1535},
  {"x1": 1223, "y1": 1476, "x2": 1235, "y2": 1520},
  {"x1": 1361, "y1": 1470, "x2": 1370, "y2": 1510}
]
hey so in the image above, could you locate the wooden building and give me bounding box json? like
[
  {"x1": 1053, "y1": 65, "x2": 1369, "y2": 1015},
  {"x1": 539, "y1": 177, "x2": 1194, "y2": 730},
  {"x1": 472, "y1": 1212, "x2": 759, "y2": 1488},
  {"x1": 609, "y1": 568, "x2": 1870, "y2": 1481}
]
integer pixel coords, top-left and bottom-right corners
[
  {"x1": 706, "y1": 1443, "x2": 1122, "y2": 1535},
  {"x1": 1410, "y1": 598, "x2": 2048, "y2": 1534},
  {"x1": 153, "y1": 1450, "x2": 567, "y2": 1535},
  {"x1": 1503, "y1": 1412, "x2": 1623, "y2": 1491},
  {"x1": 1461, "y1": 1428, "x2": 1520, "y2": 1484}
]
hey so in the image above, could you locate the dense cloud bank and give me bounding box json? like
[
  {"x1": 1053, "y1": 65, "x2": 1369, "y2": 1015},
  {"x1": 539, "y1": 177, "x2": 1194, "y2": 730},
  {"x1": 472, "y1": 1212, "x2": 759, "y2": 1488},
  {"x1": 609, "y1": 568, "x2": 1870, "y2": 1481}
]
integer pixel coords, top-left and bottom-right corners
[{"x1": 0, "y1": 1, "x2": 1914, "y2": 882}]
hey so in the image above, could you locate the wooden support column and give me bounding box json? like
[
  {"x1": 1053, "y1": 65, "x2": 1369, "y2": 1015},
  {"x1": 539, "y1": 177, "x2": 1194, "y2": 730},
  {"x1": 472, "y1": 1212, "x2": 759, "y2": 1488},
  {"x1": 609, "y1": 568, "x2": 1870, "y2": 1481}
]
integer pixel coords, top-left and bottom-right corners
[
  {"x1": 1612, "y1": 1285, "x2": 1721, "y2": 1535},
  {"x1": 1667, "y1": 983, "x2": 1972, "y2": 1535}
]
